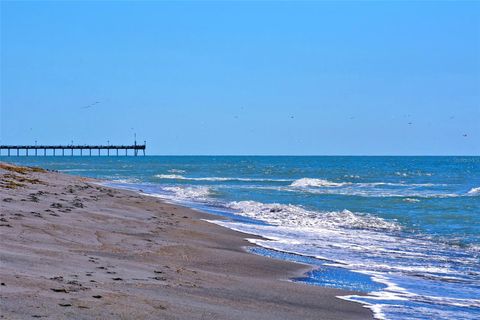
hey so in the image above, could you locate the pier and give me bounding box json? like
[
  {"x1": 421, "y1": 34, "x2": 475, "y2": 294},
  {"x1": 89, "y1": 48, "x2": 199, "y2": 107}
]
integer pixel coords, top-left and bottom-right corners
[{"x1": 0, "y1": 143, "x2": 146, "y2": 156}]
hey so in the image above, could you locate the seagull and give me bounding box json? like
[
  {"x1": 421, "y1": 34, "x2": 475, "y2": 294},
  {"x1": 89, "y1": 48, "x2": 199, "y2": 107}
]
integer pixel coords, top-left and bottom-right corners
[{"x1": 81, "y1": 101, "x2": 100, "y2": 109}]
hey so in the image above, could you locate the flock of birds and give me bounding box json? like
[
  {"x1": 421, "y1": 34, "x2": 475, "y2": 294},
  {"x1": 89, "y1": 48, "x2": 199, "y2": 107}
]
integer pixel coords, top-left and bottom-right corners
[{"x1": 79, "y1": 101, "x2": 470, "y2": 138}]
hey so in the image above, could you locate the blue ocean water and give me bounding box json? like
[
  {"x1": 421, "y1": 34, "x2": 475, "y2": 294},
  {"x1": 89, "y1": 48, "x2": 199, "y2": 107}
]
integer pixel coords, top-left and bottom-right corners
[{"x1": 2, "y1": 156, "x2": 479, "y2": 319}]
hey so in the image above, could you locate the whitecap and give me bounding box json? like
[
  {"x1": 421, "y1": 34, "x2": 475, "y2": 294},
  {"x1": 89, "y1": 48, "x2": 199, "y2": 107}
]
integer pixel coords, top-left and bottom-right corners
[
  {"x1": 155, "y1": 174, "x2": 185, "y2": 179},
  {"x1": 344, "y1": 174, "x2": 361, "y2": 179},
  {"x1": 290, "y1": 178, "x2": 440, "y2": 189},
  {"x1": 111, "y1": 178, "x2": 141, "y2": 183},
  {"x1": 291, "y1": 178, "x2": 349, "y2": 187},
  {"x1": 395, "y1": 171, "x2": 433, "y2": 177},
  {"x1": 154, "y1": 174, "x2": 289, "y2": 182},
  {"x1": 168, "y1": 169, "x2": 186, "y2": 174},
  {"x1": 227, "y1": 200, "x2": 401, "y2": 232},
  {"x1": 467, "y1": 187, "x2": 480, "y2": 195},
  {"x1": 162, "y1": 186, "x2": 212, "y2": 201}
]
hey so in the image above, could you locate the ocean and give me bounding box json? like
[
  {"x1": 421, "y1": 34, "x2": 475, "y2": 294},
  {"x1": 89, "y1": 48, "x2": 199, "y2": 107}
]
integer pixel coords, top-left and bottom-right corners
[{"x1": 2, "y1": 156, "x2": 479, "y2": 320}]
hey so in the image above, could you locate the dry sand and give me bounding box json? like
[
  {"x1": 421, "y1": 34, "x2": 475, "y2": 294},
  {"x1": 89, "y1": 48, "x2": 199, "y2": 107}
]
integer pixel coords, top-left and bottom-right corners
[{"x1": 0, "y1": 162, "x2": 372, "y2": 320}]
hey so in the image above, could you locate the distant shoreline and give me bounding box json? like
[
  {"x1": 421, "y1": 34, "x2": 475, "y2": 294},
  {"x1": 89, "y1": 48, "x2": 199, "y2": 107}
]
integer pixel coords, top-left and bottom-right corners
[{"x1": 0, "y1": 162, "x2": 372, "y2": 319}]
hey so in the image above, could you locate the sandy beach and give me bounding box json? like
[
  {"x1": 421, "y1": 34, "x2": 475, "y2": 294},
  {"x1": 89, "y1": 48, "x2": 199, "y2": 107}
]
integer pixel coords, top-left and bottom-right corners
[{"x1": 0, "y1": 162, "x2": 372, "y2": 320}]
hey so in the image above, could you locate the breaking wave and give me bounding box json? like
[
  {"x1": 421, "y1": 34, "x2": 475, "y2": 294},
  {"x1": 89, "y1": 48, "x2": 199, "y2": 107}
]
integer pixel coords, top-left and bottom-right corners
[
  {"x1": 227, "y1": 200, "x2": 401, "y2": 232},
  {"x1": 290, "y1": 178, "x2": 440, "y2": 188},
  {"x1": 291, "y1": 178, "x2": 349, "y2": 187},
  {"x1": 155, "y1": 174, "x2": 289, "y2": 182},
  {"x1": 285, "y1": 178, "x2": 463, "y2": 198},
  {"x1": 162, "y1": 186, "x2": 212, "y2": 201},
  {"x1": 467, "y1": 187, "x2": 480, "y2": 195}
]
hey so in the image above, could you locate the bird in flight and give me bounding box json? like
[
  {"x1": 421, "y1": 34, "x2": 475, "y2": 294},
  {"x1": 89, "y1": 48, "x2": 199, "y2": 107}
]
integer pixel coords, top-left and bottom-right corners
[
  {"x1": 81, "y1": 101, "x2": 100, "y2": 109},
  {"x1": 463, "y1": 134, "x2": 468, "y2": 137}
]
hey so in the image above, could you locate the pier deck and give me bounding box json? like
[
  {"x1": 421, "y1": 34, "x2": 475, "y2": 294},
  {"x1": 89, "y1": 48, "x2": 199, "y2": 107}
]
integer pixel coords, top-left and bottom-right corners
[{"x1": 0, "y1": 144, "x2": 146, "y2": 156}]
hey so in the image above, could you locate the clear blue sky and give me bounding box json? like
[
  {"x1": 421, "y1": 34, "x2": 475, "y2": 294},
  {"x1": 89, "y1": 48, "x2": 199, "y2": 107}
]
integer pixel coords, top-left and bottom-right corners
[{"x1": 1, "y1": 1, "x2": 479, "y2": 155}]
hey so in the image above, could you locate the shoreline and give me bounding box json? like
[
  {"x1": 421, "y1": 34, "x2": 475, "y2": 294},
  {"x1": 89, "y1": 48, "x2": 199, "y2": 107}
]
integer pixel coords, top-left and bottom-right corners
[{"x1": 0, "y1": 162, "x2": 372, "y2": 319}]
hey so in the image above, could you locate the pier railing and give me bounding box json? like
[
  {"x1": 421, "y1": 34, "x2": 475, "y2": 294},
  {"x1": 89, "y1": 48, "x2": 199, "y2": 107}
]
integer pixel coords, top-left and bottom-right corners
[{"x1": 0, "y1": 144, "x2": 146, "y2": 156}]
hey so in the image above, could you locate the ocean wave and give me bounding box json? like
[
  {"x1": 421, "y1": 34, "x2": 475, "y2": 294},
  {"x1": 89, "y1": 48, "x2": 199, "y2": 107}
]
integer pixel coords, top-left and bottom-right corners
[
  {"x1": 168, "y1": 169, "x2": 186, "y2": 174},
  {"x1": 162, "y1": 186, "x2": 212, "y2": 201},
  {"x1": 395, "y1": 171, "x2": 433, "y2": 177},
  {"x1": 296, "y1": 189, "x2": 460, "y2": 198},
  {"x1": 216, "y1": 220, "x2": 472, "y2": 278},
  {"x1": 156, "y1": 174, "x2": 185, "y2": 179},
  {"x1": 254, "y1": 185, "x2": 459, "y2": 198},
  {"x1": 204, "y1": 215, "x2": 480, "y2": 320},
  {"x1": 331, "y1": 262, "x2": 455, "y2": 275},
  {"x1": 227, "y1": 201, "x2": 401, "y2": 232},
  {"x1": 467, "y1": 187, "x2": 480, "y2": 195},
  {"x1": 155, "y1": 174, "x2": 289, "y2": 182},
  {"x1": 291, "y1": 178, "x2": 349, "y2": 187},
  {"x1": 290, "y1": 178, "x2": 440, "y2": 189}
]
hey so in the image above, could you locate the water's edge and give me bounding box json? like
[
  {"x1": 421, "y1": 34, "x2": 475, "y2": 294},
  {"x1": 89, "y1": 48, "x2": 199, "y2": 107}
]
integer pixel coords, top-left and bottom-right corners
[{"x1": 102, "y1": 181, "x2": 381, "y2": 319}]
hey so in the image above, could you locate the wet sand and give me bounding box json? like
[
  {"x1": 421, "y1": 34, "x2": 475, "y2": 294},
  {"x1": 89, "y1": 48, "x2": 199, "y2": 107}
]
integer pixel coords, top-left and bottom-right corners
[{"x1": 0, "y1": 162, "x2": 372, "y2": 319}]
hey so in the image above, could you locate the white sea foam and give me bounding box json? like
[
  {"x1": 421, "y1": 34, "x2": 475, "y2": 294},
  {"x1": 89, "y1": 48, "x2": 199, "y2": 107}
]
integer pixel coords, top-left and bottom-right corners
[
  {"x1": 338, "y1": 295, "x2": 386, "y2": 320},
  {"x1": 111, "y1": 178, "x2": 141, "y2": 183},
  {"x1": 291, "y1": 178, "x2": 349, "y2": 187},
  {"x1": 395, "y1": 171, "x2": 433, "y2": 177},
  {"x1": 162, "y1": 186, "x2": 212, "y2": 201},
  {"x1": 290, "y1": 178, "x2": 440, "y2": 189},
  {"x1": 467, "y1": 187, "x2": 480, "y2": 195},
  {"x1": 257, "y1": 185, "x2": 459, "y2": 198},
  {"x1": 210, "y1": 220, "x2": 468, "y2": 290},
  {"x1": 344, "y1": 174, "x2": 361, "y2": 179},
  {"x1": 168, "y1": 169, "x2": 186, "y2": 174},
  {"x1": 331, "y1": 262, "x2": 455, "y2": 275},
  {"x1": 206, "y1": 215, "x2": 480, "y2": 319},
  {"x1": 227, "y1": 200, "x2": 401, "y2": 232},
  {"x1": 156, "y1": 174, "x2": 185, "y2": 179},
  {"x1": 395, "y1": 172, "x2": 409, "y2": 177},
  {"x1": 155, "y1": 174, "x2": 289, "y2": 182},
  {"x1": 103, "y1": 166, "x2": 477, "y2": 320}
]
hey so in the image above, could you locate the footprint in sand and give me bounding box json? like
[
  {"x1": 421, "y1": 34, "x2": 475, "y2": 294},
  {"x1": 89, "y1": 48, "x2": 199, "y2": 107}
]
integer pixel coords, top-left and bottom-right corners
[{"x1": 58, "y1": 303, "x2": 72, "y2": 307}]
